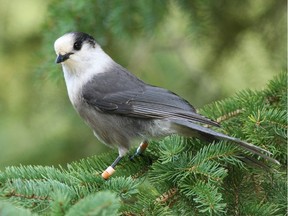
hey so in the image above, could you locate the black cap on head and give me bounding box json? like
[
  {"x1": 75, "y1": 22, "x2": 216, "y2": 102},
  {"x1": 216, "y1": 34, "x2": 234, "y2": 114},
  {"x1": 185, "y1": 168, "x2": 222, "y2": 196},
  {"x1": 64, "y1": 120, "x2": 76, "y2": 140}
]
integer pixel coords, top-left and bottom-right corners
[{"x1": 72, "y1": 32, "x2": 96, "y2": 51}]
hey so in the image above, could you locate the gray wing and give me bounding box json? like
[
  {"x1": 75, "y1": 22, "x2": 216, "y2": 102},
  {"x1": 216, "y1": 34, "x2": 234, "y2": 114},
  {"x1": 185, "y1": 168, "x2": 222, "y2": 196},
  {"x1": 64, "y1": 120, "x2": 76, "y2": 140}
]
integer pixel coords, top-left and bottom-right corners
[{"x1": 82, "y1": 73, "x2": 219, "y2": 127}]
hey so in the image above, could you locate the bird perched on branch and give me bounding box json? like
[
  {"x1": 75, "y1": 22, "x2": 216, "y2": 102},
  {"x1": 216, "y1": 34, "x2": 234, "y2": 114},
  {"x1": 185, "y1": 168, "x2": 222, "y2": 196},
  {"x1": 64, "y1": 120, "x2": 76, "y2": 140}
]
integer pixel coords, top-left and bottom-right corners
[{"x1": 54, "y1": 32, "x2": 278, "y2": 179}]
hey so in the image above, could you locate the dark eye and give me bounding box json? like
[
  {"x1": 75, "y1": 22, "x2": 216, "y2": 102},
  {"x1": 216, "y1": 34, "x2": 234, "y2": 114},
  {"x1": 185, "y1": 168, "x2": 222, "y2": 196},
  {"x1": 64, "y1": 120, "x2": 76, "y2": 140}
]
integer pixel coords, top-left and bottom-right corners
[{"x1": 73, "y1": 41, "x2": 82, "y2": 50}]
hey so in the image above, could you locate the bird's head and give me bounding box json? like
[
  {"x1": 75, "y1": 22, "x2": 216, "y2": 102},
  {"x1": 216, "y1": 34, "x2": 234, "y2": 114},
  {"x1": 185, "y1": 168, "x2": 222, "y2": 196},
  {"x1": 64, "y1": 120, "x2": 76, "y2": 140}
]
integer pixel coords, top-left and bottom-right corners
[
  {"x1": 54, "y1": 32, "x2": 114, "y2": 78},
  {"x1": 54, "y1": 32, "x2": 99, "y2": 65}
]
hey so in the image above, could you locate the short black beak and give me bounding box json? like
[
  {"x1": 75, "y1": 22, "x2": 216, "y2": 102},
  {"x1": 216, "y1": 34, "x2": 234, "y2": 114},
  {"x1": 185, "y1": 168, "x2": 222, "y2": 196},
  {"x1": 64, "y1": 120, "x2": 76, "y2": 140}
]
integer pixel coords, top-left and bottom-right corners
[{"x1": 56, "y1": 53, "x2": 73, "y2": 64}]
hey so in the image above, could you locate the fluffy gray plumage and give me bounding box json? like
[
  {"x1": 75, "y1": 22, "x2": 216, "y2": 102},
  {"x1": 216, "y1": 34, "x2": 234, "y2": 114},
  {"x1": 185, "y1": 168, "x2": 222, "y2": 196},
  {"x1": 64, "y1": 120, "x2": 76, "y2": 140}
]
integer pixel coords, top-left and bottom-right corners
[{"x1": 54, "y1": 32, "x2": 278, "y2": 165}]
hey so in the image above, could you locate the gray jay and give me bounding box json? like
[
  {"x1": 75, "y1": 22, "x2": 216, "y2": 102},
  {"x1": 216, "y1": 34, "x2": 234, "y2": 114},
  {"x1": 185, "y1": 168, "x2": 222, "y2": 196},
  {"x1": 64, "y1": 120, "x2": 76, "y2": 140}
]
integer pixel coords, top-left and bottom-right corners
[{"x1": 54, "y1": 32, "x2": 278, "y2": 179}]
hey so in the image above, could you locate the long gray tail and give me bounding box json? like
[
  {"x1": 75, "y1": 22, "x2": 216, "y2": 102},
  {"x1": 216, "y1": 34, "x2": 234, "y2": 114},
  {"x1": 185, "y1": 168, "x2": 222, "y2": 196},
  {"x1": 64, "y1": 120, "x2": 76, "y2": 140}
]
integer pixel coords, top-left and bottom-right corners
[{"x1": 170, "y1": 119, "x2": 279, "y2": 165}]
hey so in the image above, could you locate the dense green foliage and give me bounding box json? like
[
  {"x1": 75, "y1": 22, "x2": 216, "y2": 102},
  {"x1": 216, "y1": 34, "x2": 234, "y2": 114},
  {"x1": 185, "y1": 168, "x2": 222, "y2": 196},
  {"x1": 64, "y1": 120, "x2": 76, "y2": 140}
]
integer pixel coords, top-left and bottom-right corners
[
  {"x1": 0, "y1": 0, "x2": 285, "y2": 170},
  {"x1": 0, "y1": 73, "x2": 286, "y2": 215},
  {"x1": 42, "y1": 0, "x2": 286, "y2": 101},
  {"x1": 0, "y1": 1, "x2": 286, "y2": 214}
]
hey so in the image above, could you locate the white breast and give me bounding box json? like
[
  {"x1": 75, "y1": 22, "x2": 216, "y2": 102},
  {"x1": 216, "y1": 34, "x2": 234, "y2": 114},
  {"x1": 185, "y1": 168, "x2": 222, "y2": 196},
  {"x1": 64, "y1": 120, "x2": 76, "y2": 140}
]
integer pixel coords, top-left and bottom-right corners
[
  {"x1": 62, "y1": 69, "x2": 82, "y2": 107},
  {"x1": 61, "y1": 47, "x2": 114, "y2": 107}
]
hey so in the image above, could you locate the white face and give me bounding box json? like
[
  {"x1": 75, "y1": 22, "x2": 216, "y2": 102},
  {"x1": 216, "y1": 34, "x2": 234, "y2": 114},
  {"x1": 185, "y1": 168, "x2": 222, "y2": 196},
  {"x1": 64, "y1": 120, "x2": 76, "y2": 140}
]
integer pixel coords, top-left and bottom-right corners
[
  {"x1": 54, "y1": 32, "x2": 99, "y2": 67},
  {"x1": 54, "y1": 32, "x2": 113, "y2": 80},
  {"x1": 54, "y1": 33, "x2": 75, "y2": 56}
]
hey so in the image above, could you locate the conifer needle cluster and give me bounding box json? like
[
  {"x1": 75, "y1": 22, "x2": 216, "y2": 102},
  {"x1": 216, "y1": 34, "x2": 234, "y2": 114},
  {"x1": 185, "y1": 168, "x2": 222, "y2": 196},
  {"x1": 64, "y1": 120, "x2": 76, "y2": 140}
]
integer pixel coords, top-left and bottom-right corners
[{"x1": 0, "y1": 72, "x2": 286, "y2": 215}]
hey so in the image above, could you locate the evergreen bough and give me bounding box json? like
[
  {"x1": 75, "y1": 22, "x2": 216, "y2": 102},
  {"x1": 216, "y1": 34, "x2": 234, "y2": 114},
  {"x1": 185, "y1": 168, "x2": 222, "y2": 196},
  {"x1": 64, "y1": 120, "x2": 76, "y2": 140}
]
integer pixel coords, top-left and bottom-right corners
[{"x1": 0, "y1": 72, "x2": 286, "y2": 215}]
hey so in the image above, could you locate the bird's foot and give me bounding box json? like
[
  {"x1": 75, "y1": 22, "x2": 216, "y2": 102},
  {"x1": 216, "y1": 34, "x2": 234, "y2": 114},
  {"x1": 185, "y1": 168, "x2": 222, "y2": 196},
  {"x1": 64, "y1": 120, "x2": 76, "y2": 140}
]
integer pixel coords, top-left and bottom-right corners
[
  {"x1": 130, "y1": 140, "x2": 149, "y2": 161},
  {"x1": 101, "y1": 155, "x2": 122, "y2": 180},
  {"x1": 101, "y1": 141, "x2": 149, "y2": 180}
]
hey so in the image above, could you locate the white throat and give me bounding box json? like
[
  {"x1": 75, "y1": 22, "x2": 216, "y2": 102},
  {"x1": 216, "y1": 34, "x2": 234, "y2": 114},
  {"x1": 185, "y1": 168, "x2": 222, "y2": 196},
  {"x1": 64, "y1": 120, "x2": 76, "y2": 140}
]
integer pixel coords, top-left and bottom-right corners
[{"x1": 61, "y1": 47, "x2": 113, "y2": 106}]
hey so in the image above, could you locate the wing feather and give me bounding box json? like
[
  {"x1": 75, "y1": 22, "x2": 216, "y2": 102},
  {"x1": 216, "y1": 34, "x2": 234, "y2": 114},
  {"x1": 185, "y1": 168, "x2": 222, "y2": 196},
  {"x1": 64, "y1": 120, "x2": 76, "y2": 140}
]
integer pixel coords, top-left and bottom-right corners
[{"x1": 83, "y1": 83, "x2": 219, "y2": 127}]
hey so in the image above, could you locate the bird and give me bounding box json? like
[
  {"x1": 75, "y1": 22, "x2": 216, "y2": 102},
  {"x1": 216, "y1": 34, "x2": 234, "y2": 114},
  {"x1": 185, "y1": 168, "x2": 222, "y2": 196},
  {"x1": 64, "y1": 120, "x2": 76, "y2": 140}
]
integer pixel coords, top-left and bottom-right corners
[{"x1": 54, "y1": 32, "x2": 278, "y2": 179}]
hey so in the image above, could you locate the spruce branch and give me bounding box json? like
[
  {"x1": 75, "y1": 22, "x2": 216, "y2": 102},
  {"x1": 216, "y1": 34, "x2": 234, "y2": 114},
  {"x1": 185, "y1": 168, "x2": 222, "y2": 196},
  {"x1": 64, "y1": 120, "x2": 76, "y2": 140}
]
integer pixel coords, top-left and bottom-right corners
[
  {"x1": 0, "y1": 201, "x2": 35, "y2": 216},
  {"x1": 0, "y1": 72, "x2": 286, "y2": 215},
  {"x1": 181, "y1": 180, "x2": 227, "y2": 215},
  {"x1": 65, "y1": 191, "x2": 120, "y2": 216}
]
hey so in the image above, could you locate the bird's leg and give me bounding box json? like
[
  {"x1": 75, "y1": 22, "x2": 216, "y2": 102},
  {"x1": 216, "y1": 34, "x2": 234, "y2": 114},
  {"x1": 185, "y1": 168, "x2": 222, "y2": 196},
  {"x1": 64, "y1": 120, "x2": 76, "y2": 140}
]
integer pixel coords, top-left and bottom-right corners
[
  {"x1": 130, "y1": 140, "x2": 149, "y2": 160},
  {"x1": 101, "y1": 155, "x2": 122, "y2": 180},
  {"x1": 101, "y1": 141, "x2": 149, "y2": 180}
]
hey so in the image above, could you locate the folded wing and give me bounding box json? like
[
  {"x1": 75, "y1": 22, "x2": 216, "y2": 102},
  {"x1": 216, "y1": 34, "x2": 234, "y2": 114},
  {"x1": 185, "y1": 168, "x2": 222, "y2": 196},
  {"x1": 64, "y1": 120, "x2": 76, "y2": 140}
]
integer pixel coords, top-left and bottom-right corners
[{"x1": 83, "y1": 84, "x2": 219, "y2": 127}]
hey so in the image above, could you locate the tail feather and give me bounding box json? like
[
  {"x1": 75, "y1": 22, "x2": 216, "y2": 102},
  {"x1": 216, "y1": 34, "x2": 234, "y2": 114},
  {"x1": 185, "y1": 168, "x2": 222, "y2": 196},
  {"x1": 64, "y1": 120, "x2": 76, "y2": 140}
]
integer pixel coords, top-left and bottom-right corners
[
  {"x1": 239, "y1": 155, "x2": 274, "y2": 170},
  {"x1": 171, "y1": 119, "x2": 280, "y2": 165}
]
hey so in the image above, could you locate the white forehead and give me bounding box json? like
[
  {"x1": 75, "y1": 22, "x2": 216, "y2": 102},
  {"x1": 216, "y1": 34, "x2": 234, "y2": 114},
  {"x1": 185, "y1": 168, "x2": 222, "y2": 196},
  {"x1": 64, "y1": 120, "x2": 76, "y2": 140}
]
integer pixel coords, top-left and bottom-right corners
[{"x1": 54, "y1": 33, "x2": 75, "y2": 54}]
